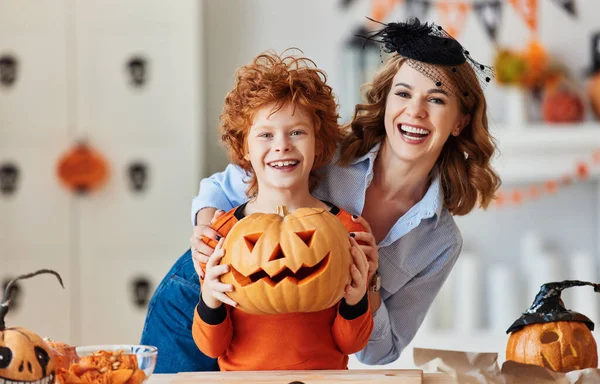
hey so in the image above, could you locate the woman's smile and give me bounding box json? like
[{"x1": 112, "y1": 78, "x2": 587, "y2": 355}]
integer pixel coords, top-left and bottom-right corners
[{"x1": 398, "y1": 123, "x2": 431, "y2": 144}]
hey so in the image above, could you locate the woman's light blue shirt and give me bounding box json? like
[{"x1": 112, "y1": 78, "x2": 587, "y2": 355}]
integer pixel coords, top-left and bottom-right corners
[{"x1": 191, "y1": 143, "x2": 462, "y2": 365}]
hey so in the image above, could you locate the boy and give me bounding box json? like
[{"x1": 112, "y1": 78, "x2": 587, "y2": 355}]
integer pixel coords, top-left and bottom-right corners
[{"x1": 192, "y1": 50, "x2": 373, "y2": 371}]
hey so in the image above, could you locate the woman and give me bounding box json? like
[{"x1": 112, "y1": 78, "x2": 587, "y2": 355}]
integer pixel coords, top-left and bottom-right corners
[{"x1": 143, "y1": 18, "x2": 500, "y2": 370}]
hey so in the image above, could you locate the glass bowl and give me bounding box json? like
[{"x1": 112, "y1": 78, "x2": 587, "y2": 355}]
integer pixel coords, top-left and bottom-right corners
[{"x1": 73, "y1": 344, "x2": 157, "y2": 383}]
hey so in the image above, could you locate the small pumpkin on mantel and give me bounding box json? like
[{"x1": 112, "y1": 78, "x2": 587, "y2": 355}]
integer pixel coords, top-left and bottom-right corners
[
  {"x1": 213, "y1": 205, "x2": 353, "y2": 315},
  {"x1": 0, "y1": 269, "x2": 64, "y2": 383},
  {"x1": 506, "y1": 280, "x2": 600, "y2": 373}
]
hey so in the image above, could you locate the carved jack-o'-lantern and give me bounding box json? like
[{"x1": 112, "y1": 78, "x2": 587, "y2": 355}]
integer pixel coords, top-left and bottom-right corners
[
  {"x1": 506, "y1": 280, "x2": 600, "y2": 372},
  {"x1": 506, "y1": 321, "x2": 596, "y2": 372},
  {"x1": 0, "y1": 270, "x2": 64, "y2": 383},
  {"x1": 220, "y1": 206, "x2": 352, "y2": 315}
]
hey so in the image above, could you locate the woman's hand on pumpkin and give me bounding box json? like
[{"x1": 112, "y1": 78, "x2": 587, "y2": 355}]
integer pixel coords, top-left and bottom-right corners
[
  {"x1": 190, "y1": 208, "x2": 226, "y2": 279},
  {"x1": 344, "y1": 236, "x2": 370, "y2": 306},
  {"x1": 351, "y1": 215, "x2": 379, "y2": 280},
  {"x1": 200, "y1": 238, "x2": 237, "y2": 309}
]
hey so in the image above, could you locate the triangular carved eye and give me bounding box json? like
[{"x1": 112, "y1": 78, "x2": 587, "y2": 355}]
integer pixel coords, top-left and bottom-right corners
[
  {"x1": 243, "y1": 233, "x2": 262, "y2": 252},
  {"x1": 294, "y1": 230, "x2": 316, "y2": 247}
]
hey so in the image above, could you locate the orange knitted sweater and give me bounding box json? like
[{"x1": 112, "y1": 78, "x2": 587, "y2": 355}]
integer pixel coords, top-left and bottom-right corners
[{"x1": 192, "y1": 202, "x2": 373, "y2": 371}]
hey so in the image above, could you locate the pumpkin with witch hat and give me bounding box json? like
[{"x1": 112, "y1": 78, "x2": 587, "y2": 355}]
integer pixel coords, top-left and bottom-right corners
[
  {"x1": 0, "y1": 269, "x2": 64, "y2": 383},
  {"x1": 506, "y1": 280, "x2": 600, "y2": 372}
]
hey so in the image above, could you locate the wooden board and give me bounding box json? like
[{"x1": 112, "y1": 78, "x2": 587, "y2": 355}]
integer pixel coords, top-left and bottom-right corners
[{"x1": 172, "y1": 369, "x2": 423, "y2": 383}]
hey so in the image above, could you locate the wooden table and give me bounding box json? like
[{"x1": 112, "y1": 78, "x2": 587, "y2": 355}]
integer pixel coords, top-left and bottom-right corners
[{"x1": 146, "y1": 371, "x2": 455, "y2": 383}]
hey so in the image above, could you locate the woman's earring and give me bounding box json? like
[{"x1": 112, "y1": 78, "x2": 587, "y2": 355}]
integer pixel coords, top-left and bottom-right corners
[{"x1": 453, "y1": 130, "x2": 460, "y2": 136}]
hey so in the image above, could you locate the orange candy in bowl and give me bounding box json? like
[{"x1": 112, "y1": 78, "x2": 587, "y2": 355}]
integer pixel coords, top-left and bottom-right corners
[{"x1": 52, "y1": 344, "x2": 157, "y2": 384}]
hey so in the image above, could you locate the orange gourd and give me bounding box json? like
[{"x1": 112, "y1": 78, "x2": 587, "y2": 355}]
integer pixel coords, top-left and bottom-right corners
[
  {"x1": 0, "y1": 270, "x2": 64, "y2": 383},
  {"x1": 220, "y1": 206, "x2": 352, "y2": 315},
  {"x1": 57, "y1": 143, "x2": 109, "y2": 193},
  {"x1": 542, "y1": 85, "x2": 585, "y2": 123}
]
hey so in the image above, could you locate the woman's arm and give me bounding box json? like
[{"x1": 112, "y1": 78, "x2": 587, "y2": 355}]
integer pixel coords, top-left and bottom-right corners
[
  {"x1": 191, "y1": 164, "x2": 249, "y2": 225},
  {"x1": 356, "y1": 240, "x2": 462, "y2": 365}
]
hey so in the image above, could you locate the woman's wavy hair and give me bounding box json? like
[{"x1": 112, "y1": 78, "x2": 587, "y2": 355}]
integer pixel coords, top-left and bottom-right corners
[
  {"x1": 219, "y1": 50, "x2": 340, "y2": 197},
  {"x1": 340, "y1": 55, "x2": 501, "y2": 215}
]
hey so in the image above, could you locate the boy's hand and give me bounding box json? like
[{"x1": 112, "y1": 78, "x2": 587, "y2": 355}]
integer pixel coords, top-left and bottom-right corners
[{"x1": 343, "y1": 236, "x2": 370, "y2": 306}]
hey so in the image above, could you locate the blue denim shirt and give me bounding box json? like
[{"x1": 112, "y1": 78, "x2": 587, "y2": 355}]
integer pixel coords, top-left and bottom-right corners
[{"x1": 191, "y1": 143, "x2": 463, "y2": 365}]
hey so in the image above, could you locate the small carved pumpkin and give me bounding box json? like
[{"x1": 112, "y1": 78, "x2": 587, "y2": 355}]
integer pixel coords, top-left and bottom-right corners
[
  {"x1": 220, "y1": 206, "x2": 352, "y2": 315},
  {"x1": 506, "y1": 280, "x2": 600, "y2": 372},
  {"x1": 0, "y1": 270, "x2": 64, "y2": 383},
  {"x1": 506, "y1": 321, "x2": 597, "y2": 372},
  {"x1": 56, "y1": 143, "x2": 109, "y2": 194}
]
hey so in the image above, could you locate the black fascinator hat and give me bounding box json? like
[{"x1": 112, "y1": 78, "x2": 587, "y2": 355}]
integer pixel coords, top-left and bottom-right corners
[{"x1": 361, "y1": 18, "x2": 494, "y2": 96}]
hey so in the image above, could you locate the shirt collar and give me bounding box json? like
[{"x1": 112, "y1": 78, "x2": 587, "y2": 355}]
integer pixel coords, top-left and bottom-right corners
[
  {"x1": 349, "y1": 141, "x2": 381, "y2": 166},
  {"x1": 423, "y1": 168, "x2": 445, "y2": 226},
  {"x1": 349, "y1": 141, "x2": 444, "y2": 225}
]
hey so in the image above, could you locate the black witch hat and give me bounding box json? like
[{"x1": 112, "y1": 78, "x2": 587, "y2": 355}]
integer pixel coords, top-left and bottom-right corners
[{"x1": 506, "y1": 280, "x2": 600, "y2": 334}]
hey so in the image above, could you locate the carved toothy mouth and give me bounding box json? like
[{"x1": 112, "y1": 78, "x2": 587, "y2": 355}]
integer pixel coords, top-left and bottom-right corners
[
  {"x1": 0, "y1": 372, "x2": 54, "y2": 384},
  {"x1": 231, "y1": 252, "x2": 331, "y2": 287}
]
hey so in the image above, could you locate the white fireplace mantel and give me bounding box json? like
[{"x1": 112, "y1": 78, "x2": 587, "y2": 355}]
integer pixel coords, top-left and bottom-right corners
[{"x1": 491, "y1": 123, "x2": 600, "y2": 184}]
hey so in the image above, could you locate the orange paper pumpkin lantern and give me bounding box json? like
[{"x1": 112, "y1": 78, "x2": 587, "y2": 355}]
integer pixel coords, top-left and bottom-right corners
[
  {"x1": 57, "y1": 143, "x2": 109, "y2": 193},
  {"x1": 506, "y1": 280, "x2": 600, "y2": 372},
  {"x1": 0, "y1": 270, "x2": 64, "y2": 383},
  {"x1": 220, "y1": 206, "x2": 352, "y2": 315}
]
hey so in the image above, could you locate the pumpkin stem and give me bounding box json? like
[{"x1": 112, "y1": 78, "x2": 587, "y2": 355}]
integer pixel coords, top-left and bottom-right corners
[
  {"x1": 276, "y1": 205, "x2": 289, "y2": 217},
  {"x1": 0, "y1": 269, "x2": 64, "y2": 330}
]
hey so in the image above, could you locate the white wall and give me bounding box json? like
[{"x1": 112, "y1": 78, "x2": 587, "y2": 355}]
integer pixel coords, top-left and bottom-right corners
[{"x1": 203, "y1": 0, "x2": 600, "y2": 174}]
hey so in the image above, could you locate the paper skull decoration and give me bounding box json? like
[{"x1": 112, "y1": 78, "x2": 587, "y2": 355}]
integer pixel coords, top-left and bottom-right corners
[
  {"x1": 0, "y1": 163, "x2": 19, "y2": 195},
  {"x1": 215, "y1": 206, "x2": 352, "y2": 315},
  {"x1": 506, "y1": 280, "x2": 600, "y2": 372},
  {"x1": 0, "y1": 269, "x2": 64, "y2": 383}
]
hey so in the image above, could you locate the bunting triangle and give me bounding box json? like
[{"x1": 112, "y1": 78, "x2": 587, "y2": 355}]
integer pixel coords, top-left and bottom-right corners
[
  {"x1": 405, "y1": 0, "x2": 431, "y2": 21},
  {"x1": 370, "y1": 0, "x2": 399, "y2": 22},
  {"x1": 549, "y1": 0, "x2": 576, "y2": 17},
  {"x1": 340, "y1": 0, "x2": 359, "y2": 9},
  {"x1": 437, "y1": 1, "x2": 471, "y2": 39},
  {"x1": 508, "y1": 0, "x2": 538, "y2": 32},
  {"x1": 473, "y1": 0, "x2": 503, "y2": 42}
]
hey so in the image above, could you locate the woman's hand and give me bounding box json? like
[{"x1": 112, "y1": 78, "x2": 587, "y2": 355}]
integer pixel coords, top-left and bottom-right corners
[
  {"x1": 200, "y1": 238, "x2": 238, "y2": 309},
  {"x1": 351, "y1": 215, "x2": 379, "y2": 281},
  {"x1": 344, "y1": 236, "x2": 370, "y2": 306},
  {"x1": 190, "y1": 209, "x2": 225, "y2": 278}
]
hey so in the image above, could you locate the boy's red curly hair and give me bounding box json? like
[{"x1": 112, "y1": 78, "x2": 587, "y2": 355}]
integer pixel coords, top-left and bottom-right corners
[{"x1": 219, "y1": 49, "x2": 340, "y2": 197}]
